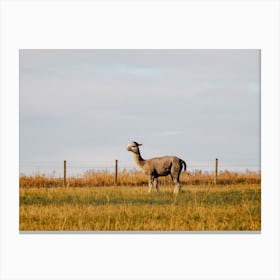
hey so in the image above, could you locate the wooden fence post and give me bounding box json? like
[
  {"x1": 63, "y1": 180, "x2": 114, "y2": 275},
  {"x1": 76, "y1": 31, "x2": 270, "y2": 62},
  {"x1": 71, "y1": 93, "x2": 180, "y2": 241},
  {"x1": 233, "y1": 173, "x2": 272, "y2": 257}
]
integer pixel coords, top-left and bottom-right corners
[
  {"x1": 63, "y1": 160, "x2": 67, "y2": 187},
  {"x1": 114, "y1": 159, "x2": 118, "y2": 186},
  {"x1": 214, "y1": 158, "x2": 218, "y2": 185}
]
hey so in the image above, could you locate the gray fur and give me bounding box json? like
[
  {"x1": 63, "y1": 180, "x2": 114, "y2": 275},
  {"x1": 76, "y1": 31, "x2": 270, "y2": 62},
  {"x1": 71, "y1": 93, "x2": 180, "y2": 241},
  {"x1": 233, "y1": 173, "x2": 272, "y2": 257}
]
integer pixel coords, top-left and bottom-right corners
[{"x1": 127, "y1": 141, "x2": 187, "y2": 194}]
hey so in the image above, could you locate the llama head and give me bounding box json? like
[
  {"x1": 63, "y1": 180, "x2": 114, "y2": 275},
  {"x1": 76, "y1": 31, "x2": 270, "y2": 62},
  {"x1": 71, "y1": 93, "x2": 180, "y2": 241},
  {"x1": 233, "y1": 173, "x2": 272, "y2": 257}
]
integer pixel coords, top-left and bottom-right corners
[{"x1": 127, "y1": 141, "x2": 142, "y2": 153}]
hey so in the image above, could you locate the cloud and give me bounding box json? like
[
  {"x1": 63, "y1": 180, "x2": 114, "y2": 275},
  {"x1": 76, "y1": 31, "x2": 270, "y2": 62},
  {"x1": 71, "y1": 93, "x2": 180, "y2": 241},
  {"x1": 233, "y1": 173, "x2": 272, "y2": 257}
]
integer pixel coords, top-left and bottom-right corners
[
  {"x1": 115, "y1": 65, "x2": 161, "y2": 76},
  {"x1": 161, "y1": 130, "x2": 185, "y2": 136}
]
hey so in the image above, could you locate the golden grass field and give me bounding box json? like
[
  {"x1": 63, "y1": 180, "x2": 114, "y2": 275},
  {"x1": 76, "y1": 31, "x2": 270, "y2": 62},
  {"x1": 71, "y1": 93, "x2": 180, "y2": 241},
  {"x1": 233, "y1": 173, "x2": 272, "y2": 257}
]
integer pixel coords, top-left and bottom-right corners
[{"x1": 20, "y1": 171, "x2": 261, "y2": 231}]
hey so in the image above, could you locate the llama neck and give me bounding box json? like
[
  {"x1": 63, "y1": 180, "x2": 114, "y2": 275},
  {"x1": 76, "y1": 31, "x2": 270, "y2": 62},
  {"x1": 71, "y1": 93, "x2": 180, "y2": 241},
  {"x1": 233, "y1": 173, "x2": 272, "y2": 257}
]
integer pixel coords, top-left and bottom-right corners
[{"x1": 133, "y1": 152, "x2": 145, "y2": 167}]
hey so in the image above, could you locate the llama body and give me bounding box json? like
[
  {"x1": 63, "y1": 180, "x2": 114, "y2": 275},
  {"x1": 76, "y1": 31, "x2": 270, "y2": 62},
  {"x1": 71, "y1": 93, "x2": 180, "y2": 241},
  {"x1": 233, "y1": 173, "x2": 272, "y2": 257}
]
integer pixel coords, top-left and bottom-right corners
[{"x1": 127, "y1": 141, "x2": 186, "y2": 194}]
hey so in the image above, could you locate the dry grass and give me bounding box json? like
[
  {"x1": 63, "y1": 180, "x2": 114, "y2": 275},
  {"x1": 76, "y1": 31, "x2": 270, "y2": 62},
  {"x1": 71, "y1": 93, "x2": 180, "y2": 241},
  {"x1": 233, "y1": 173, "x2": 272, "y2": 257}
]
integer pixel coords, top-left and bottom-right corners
[
  {"x1": 20, "y1": 183, "x2": 261, "y2": 231},
  {"x1": 19, "y1": 169, "x2": 261, "y2": 188}
]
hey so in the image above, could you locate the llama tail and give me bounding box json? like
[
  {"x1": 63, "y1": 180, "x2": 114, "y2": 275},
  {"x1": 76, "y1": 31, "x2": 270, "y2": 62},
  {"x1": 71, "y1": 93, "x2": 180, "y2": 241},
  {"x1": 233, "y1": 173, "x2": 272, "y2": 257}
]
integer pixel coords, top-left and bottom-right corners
[{"x1": 181, "y1": 159, "x2": 187, "y2": 171}]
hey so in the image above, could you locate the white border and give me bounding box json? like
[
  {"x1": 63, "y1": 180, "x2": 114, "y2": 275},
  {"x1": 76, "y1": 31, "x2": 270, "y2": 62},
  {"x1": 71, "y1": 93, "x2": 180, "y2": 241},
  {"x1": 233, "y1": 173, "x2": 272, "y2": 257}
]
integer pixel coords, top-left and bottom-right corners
[{"x1": 1, "y1": 1, "x2": 279, "y2": 280}]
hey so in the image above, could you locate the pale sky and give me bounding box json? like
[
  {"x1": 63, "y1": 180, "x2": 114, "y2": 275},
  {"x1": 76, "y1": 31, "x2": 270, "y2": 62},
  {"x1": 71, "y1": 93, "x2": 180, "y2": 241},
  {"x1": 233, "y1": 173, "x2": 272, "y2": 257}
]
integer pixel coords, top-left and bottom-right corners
[{"x1": 19, "y1": 49, "x2": 260, "y2": 174}]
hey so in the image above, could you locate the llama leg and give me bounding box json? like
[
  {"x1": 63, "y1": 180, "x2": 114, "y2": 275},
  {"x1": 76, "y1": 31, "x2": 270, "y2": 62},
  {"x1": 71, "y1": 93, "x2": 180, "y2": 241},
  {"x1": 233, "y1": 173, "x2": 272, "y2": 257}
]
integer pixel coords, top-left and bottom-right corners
[
  {"x1": 148, "y1": 176, "x2": 153, "y2": 193},
  {"x1": 153, "y1": 177, "x2": 159, "y2": 192},
  {"x1": 173, "y1": 177, "x2": 181, "y2": 194},
  {"x1": 173, "y1": 183, "x2": 181, "y2": 194}
]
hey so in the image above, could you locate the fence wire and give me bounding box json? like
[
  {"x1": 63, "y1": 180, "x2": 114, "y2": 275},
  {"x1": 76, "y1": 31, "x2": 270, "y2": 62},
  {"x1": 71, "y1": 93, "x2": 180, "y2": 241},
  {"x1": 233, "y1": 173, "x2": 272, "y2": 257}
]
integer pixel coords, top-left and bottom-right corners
[{"x1": 19, "y1": 159, "x2": 260, "y2": 178}]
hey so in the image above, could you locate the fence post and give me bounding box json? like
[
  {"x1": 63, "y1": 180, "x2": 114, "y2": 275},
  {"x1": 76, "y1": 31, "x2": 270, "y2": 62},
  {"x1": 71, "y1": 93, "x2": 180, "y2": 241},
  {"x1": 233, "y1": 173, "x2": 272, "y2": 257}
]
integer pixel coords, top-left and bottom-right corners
[
  {"x1": 214, "y1": 158, "x2": 218, "y2": 185},
  {"x1": 114, "y1": 159, "x2": 118, "y2": 186},
  {"x1": 63, "y1": 160, "x2": 67, "y2": 187}
]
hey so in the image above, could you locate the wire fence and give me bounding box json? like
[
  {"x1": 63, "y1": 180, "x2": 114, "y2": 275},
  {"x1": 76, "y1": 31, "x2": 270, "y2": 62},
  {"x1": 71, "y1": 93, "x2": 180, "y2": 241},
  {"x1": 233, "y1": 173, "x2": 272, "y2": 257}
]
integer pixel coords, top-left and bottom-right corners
[{"x1": 19, "y1": 159, "x2": 261, "y2": 178}]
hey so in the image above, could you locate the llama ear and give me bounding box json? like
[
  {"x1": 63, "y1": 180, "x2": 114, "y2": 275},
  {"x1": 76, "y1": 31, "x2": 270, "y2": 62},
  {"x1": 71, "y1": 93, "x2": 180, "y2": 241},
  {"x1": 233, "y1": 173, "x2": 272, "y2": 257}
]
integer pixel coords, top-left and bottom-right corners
[{"x1": 138, "y1": 143, "x2": 142, "y2": 146}]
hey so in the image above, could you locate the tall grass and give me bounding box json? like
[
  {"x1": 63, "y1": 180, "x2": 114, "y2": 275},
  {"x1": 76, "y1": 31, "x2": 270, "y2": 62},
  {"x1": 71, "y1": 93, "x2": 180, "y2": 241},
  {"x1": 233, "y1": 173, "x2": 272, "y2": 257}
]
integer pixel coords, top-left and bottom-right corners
[{"x1": 20, "y1": 169, "x2": 261, "y2": 188}]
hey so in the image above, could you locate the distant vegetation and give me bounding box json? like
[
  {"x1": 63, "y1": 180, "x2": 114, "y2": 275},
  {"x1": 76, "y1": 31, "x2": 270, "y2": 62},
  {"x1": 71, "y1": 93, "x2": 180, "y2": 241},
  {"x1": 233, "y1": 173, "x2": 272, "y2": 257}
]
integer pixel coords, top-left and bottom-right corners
[{"x1": 19, "y1": 169, "x2": 261, "y2": 188}]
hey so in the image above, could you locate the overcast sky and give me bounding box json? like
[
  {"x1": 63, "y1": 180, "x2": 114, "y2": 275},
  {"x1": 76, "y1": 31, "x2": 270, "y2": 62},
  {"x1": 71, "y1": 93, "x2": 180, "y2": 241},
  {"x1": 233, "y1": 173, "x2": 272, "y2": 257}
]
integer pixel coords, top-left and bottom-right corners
[{"x1": 19, "y1": 49, "x2": 260, "y2": 174}]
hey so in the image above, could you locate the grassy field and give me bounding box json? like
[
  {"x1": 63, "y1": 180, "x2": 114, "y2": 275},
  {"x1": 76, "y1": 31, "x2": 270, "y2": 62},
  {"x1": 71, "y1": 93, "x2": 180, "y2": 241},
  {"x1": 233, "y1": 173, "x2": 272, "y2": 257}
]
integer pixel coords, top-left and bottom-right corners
[{"x1": 20, "y1": 183, "x2": 261, "y2": 231}]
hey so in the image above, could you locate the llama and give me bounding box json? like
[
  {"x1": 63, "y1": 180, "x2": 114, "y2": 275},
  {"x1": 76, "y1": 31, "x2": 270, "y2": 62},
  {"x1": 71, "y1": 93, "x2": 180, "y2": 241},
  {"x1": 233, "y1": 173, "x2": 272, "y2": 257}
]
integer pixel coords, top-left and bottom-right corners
[{"x1": 127, "y1": 141, "x2": 186, "y2": 194}]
